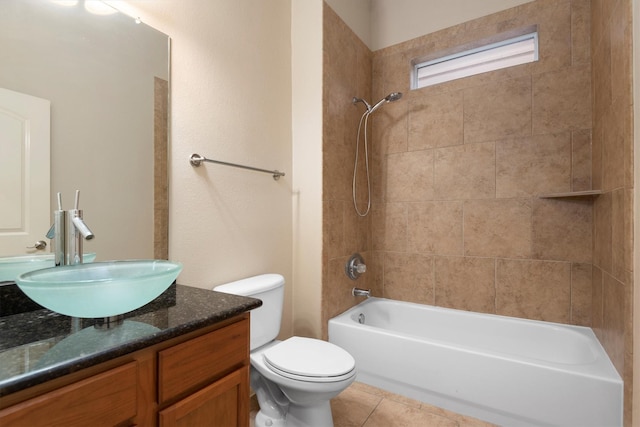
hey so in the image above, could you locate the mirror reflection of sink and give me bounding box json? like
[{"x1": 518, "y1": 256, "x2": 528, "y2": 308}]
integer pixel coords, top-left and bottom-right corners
[
  {"x1": 14, "y1": 260, "x2": 182, "y2": 318},
  {"x1": 0, "y1": 253, "x2": 97, "y2": 282}
]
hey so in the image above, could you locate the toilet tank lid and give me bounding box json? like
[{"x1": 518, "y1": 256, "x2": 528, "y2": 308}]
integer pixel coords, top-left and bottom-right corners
[{"x1": 213, "y1": 273, "x2": 284, "y2": 296}]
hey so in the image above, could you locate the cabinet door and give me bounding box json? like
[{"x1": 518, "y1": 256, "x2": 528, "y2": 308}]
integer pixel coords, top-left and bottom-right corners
[
  {"x1": 0, "y1": 362, "x2": 137, "y2": 427},
  {"x1": 159, "y1": 366, "x2": 249, "y2": 427}
]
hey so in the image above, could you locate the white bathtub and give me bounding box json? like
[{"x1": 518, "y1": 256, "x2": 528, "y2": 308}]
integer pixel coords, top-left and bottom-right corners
[{"x1": 328, "y1": 297, "x2": 622, "y2": 427}]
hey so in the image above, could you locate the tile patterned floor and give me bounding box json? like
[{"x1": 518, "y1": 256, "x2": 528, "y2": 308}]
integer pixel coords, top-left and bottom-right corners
[{"x1": 251, "y1": 382, "x2": 497, "y2": 427}]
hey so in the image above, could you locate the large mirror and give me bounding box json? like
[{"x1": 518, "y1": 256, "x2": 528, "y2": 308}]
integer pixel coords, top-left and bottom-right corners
[{"x1": 0, "y1": 0, "x2": 169, "y2": 261}]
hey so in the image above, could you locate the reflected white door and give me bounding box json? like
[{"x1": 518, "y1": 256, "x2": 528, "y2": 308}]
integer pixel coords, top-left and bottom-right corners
[{"x1": 0, "y1": 88, "x2": 50, "y2": 256}]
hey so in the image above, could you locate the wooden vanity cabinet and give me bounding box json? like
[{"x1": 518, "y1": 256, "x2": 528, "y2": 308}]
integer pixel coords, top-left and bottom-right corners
[{"x1": 0, "y1": 314, "x2": 250, "y2": 427}]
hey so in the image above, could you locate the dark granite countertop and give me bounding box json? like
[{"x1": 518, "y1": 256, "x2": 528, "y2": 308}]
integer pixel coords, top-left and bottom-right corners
[{"x1": 0, "y1": 282, "x2": 261, "y2": 397}]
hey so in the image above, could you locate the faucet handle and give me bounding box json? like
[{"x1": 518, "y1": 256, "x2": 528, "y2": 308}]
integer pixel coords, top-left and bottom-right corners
[
  {"x1": 45, "y1": 223, "x2": 56, "y2": 239},
  {"x1": 345, "y1": 253, "x2": 366, "y2": 280}
]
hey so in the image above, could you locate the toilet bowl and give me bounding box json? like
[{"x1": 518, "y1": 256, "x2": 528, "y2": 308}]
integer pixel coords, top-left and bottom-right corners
[{"x1": 213, "y1": 274, "x2": 356, "y2": 427}]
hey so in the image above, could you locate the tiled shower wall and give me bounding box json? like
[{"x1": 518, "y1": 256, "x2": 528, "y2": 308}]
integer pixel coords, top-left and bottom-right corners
[
  {"x1": 368, "y1": 0, "x2": 593, "y2": 325},
  {"x1": 323, "y1": 0, "x2": 594, "y2": 330},
  {"x1": 591, "y1": 0, "x2": 634, "y2": 423},
  {"x1": 322, "y1": 2, "x2": 373, "y2": 334}
]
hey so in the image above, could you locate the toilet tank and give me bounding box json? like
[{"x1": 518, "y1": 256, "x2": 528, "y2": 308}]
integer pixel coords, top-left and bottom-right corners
[{"x1": 213, "y1": 274, "x2": 284, "y2": 350}]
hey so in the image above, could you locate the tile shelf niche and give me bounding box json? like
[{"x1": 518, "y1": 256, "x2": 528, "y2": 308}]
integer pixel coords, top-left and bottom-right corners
[{"x1": 538, "y1": 190, "x2": 603, "y2": 198}]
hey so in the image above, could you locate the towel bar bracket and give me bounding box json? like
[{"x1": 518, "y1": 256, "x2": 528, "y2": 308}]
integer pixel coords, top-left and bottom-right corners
[{"x1": 189, "y1": 153, "x2": 285, "y2": 181}]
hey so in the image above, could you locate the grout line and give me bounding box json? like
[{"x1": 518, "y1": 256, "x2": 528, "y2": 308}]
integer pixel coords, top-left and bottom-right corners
[{"x1": 360, "y1": 396, "x2": 383, "y2": 427}]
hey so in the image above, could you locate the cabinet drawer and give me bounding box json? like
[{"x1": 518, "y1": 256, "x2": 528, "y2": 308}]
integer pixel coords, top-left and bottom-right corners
[
  {"x1": 0, "y1": 361, "x2": 137, "y2": 427},
  {"x1": 158, "y1": 318, "x2": 249, "y2": 404}
]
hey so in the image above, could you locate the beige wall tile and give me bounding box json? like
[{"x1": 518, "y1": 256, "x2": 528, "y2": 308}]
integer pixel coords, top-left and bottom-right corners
[
  {"x1": 591, "y1": 118, "x2": 604, "y2": 190},
  {"x1": 623, "y1": 188, "x2": 633, "y2": 275},
  {"x1": 530, "y1": 0, "x2": 572, "y2": 74},
  {"x1": 602, "y1": 272, "x2": 626, "y2": 374},
  {"x1": 624, "y1": 104, "x2": 634, "y2": 190},
  {"x1": 380, "y1": 202, "x2": 408, "y2": 253},
  {"x1": 323, "y1": 128, "x2": 352, "y2": 201},
  {"x1": 434, "y1": 142, "x2": 495, "y2": 200},
  {"x1": 386, "y1": 150, "x2": 434, "y2": 202},
  {"x1": 571, "y1": 263, "x2": 592, "y2": 326},
  {"x1": 532, "y1": 198, "x2": 592, "y2": 263},
  {"x1": 592, "y1": 266, "x2": 604, "y2": 337},
  {"x1": 592, "y1": 29, "x2": 612, "y2": 117},
  {"x1": 384, "y1": 252, "x2": 434, "y2": 305},
  {"x1": 611, "y1": 189, "x2": 632, "y2": 282},
  {"x1": 603, "y1": 101, "x2": 632, "y2": 191},
  {"x1": 532, "y1": 65, "x2": 591, "y2": 134},
  {"x1": 496, "y1": 133, "x2": 571, "y2": 198},
  {"x1": 434, "y1": 256, "x2": 495, "y2": 313},
  {"x1": 407, "y1": 202, "x2": 463, "y2": 255},
  {"x1": 593, "y1": 191, "x2": 613, "y2": 272},
  {"x1": 464, "y1": 199, "x2": 532, "y2": 258},
  {"x1": 571, "y1": 0, "x2": 591, "y2": 66},
  {"x1": 463, "y1": 76, "x2": 532, "y2": 144},
  {"x1": 609, "y1": 0, "x2": 632, "y2": 107},
  {"x1": 370, "y1": 204, "x2": 385, "y2": 251},
  {"x1": 344, "y1": 203, "x2": 370, "y2": 256},
  {"x1": 571, "y1": 129, "x2": 592, "y2": 191},
  {"x1": 496, "y1": 259, "x2": 571, "y2": 322},
  {"x1": 407, "y1": 90, "x2": 463, "y2": 151},
  {"x1": 323, "y1": 199, "x2": 344, "y2": 260}
]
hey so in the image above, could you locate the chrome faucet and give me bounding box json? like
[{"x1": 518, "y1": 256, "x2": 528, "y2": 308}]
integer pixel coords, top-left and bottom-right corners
[{"x1": 46, "y1": 191, "x2": 94, "y2": 266}]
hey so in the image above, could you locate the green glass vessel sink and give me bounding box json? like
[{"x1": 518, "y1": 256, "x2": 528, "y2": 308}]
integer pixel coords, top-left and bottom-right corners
[
  {"x1": 15, "y1": 260, "x2": 182, "y2": 318},
  {"x1": 0, "y1": 253, "x2": 97, "y2": 282}
]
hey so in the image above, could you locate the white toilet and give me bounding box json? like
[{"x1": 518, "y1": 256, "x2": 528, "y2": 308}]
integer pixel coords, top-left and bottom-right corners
[{"x1": 213, "y1": 274, "x2": 356, "y2": 427}]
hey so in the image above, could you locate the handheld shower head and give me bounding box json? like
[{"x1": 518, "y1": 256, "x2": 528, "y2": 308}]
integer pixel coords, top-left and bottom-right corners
[
  {"x1": 368, "y1": 92, "x2": 403, "y2": 114},
  {"x1": 351, "y1": 91, "x2": 403, "y2": 217},
  {"x1": 352, "y1": 92, "x2": 402, "y2": 114}
]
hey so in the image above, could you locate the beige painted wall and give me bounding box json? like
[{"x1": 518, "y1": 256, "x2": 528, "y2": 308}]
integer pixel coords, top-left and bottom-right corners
[
  {"x1": 122, "y1": 0, "x2": 294, "y2": 337},
  {"x1": 370, "y1": 0, "x2": 535, "y2": 50},
  {"x1": 292, "y1": 0, "x2": 324, "y2": 339},
  {"x1": 324, "y1": 0, "x2": 534, "y2": 51},
  {"x1": 324, "y1": 0, "x2": 371, "y2": 47}
]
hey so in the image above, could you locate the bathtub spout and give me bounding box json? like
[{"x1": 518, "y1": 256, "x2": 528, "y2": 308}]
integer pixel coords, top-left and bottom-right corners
[{"x1": 352, "y1": 287, "x2": 371, "y2": 297}]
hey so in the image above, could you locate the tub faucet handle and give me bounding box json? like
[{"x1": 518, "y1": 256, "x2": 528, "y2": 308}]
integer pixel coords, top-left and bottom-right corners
[{"x1": 346, "y1": 253, "x2": 366, "y2": 280}]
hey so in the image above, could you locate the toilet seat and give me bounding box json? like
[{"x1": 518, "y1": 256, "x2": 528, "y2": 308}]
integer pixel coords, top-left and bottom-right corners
[{"x1": 262, "y1": 337, "x2": 356, "y2": 383}]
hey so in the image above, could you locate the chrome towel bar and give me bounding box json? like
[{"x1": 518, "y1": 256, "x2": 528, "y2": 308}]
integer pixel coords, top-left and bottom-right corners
[{"x1": 189, "y1": 153, "x2": 285, "y2": 181}]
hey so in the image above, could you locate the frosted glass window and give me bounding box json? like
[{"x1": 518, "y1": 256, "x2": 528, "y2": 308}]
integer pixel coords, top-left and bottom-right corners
[{"x1": 412, "y1": 32, "x2": 538, "y2": 89}]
